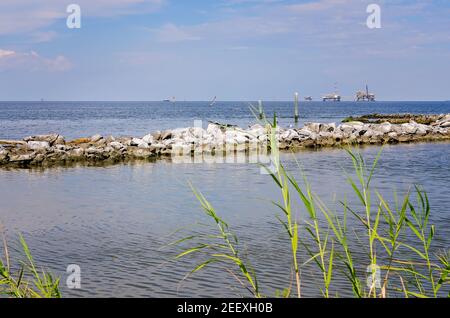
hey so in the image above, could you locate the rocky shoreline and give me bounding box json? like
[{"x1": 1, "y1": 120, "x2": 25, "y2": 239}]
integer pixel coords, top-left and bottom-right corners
[{"x1": 1, "y1": 114, "x2": 450, "y2": 169}]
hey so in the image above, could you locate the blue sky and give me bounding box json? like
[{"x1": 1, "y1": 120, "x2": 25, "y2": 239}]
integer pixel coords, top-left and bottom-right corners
[{"x1": 0, "y1": 0, "x2": 449, "y2": 101}]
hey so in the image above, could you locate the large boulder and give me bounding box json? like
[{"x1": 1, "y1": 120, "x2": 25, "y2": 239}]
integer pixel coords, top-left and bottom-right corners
[
  {"x1": 296, "y1": 129, "x2": 312, "y2": 139},
  {"x1": 0, "y1": 140, "x2": 27, "y2": 146},
  {"x1": 110, "y1": 141, "x2": 124, "y2": 150},
  {"x1": 304, "y1": 123, "x2": 321, "y2": 133},
  {"x1": 142, "y1": 134, "x2": 154, "y2": 144},
  {"x1": 280, "y1": 129, "x2": 299, "y2": 141},
  {"x1": 27, "y1": 141, "x2": 50, "y2": 150},
  {"x1": 131, "y1": 138, "x2": 149, "y2": 149},
  {"x1": 0, "y1": 149, "x2": 9, "y2": 164},
  {"x1": 68, "y1": 148, "x2": 85, "y2": 159},
  {"x1": 319, "y1": 123, "x2": 336, "y2": 133},
  {"x1": 24, "y1": 134, "x2": 62, "y2": 145},
  {"x1": 9, "y1": 153, "x2": 36, "y2": 163},
  {"x1": 376, "y1": 122, "x2": 392, "y2": 134},
  {"x1": 433, "y1": 114, "x2": 450, "y2": 126},
  {"x1": 161, "y1": 130, "x2": 172, "y2": 140},
  {"x1": 90, "y1": 134, "x2": 103, "y2": 143},
  {"x1": 401, "y1": 123, "x2": 417, "y2": 134},
  {"x1": 189, "y1": 127, "x2": 205, "y2": 139}
]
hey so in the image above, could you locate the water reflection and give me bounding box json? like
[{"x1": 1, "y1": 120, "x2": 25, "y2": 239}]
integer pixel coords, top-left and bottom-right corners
[{"x1": 0, "y1": 143, "x2": 449, "y2": 297}]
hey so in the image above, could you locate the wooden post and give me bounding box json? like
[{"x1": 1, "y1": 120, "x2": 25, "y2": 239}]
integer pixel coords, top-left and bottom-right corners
[
  {"x1": 258, "y1": 100, "x2": 264, "y2": 120},
  {"x1": 294, "y1": 92, "x2": 299, "y2": 123}
]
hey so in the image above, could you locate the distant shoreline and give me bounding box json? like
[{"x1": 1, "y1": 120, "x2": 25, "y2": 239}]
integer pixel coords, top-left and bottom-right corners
[{"x1": 1, "y1": 100, "x2": 450, "y2": 103}]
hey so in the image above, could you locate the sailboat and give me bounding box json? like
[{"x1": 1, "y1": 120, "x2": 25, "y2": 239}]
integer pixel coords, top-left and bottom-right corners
[{"x1": 209, "y1": 96, "x2": 217, "y2": 106}]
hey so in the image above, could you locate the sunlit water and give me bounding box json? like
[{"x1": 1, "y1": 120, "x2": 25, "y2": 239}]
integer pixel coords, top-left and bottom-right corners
[{"x1": 0, "y1": 101, "x2": 449, "y2": 297}]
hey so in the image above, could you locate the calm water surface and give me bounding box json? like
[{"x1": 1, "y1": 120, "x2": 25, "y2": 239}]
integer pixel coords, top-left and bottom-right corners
[
  {"x1": 1, "y1": 101, "x2": 450, "y2": 139},
  {"x1": 0, "y1": 101, "x2": 449, "y2": 297}
]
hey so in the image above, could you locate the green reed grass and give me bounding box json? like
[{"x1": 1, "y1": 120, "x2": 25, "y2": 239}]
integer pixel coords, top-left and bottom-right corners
[
  {"x1": 174, "y1": 115, "x2": 449, "y2": 298},
  {"x1": 0, "y1": 233, "x2": 61, "y2": 298}
]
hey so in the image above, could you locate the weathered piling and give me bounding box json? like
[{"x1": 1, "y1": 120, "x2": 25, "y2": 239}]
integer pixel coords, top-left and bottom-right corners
[{"x1": 258, "y1": 100, "x2": 264, "y2": 120}]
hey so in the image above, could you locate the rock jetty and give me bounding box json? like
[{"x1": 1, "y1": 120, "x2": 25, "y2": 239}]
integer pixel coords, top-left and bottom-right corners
[{"x1": 1, "y1": 114, "x2": 450, "y2": 168}]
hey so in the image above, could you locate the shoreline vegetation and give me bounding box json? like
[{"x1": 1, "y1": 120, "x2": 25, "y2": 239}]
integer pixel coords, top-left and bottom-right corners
[
  {"x1": 174, "y1": 119, "x2": 450, "y2": 298},
  {"x1": 0, "y1": 233, "x2": 61, "y2": 298},
  {"x1": 0, "y1": 113, "x2": 450, "y2": 169},
  {"x1": 2, "y1": 147, "x2": 449, "y2": 298},
  {"x1": 1, "y1": 114, "x2": 449, "y2": 298}
]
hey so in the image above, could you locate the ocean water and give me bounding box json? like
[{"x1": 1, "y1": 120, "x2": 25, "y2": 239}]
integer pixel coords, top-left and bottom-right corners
[
  {"x1": 0, "y1": 101, "x2": 449, "y2": 297},
  {"x1": 1, "y1": 101, "x2": 450, "y2": 140}
]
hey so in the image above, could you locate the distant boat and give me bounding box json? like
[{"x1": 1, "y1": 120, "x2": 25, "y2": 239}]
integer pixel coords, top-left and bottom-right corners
[
  {"x1": 209, "y1": 96, "x2": 217, "y2": 106},
  {"x1": 163, "y1": 97, "x2": 176, "y2": 103},
  {"x1": 305, "y1": 96, "x2": 313, "y2": 101}
]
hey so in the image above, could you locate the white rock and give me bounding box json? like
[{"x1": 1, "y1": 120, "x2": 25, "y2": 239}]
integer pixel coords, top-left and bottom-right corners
[
  {"x1": 280, "y1": 130, "x2": 299, "y2": 141},
  {"x1": 24, "y1": 134, "x2": 59, "y2": 144},
  {"x1": 401, "y1": 123, "x2": 417, "y2": 134},
  {"x1": 388, "y1": 132, "x2": 398, "y2": 139},
  {"x1": 27, "y1": 141, "x2": 50, "y2": 150},
  {"x1": 296, "y1": 129, "x2": 312, "y2": 138},
  {"x1": 235, "y1": 134, "x2": 248, "y2": 144},
  {"x1": 378, "y1": 122, "x2": 392, "y2": 134},
  {"x1": 416, "y1": 124, "x2": 430, "y2": 136},
  {"x1": 206, "y1": 124, "x2": 221, "y2": 134},
  {"x1": 131, "y1": 138, "x2": 148, "y2": 148},
  {"x1": 142, "y1": 134, "x2": 154, "y2": 144},
  {"x1": 249, "y1": 124, "x2": 264, "y2": 130},
  {"x1": 319, "y1": 123, "x2": 336, "y2": 133},
  {"x1": 70, "y1": 148, "x2": 84, "y2": 157},
  {"x1": 86, "y1": 147, "x2": 103, "y2": 155},
  {"x1": 110, "y1": 141, "x2": 124, "y2": 150},
  {"x1": 170, "y1": 128, "x2": 186, "y2": 139},
  {"x1": 90, "y1": 134, "x2": 103, "y2": 143},
  {"x1": 319, "y1": 131, "x2": 333, "y2": 138},
  {"x1": 304, "y1": 123, "x2": 321, "y2": 133},
  {"x1": 436, "y1": 114, "x2": 450, "y2": 125},
  {"x1": 190, "y1": 127, "x2": 205, "y2": 139},
  {"x1": 184, "y1": 136, "x2": 198, "y2": 144}
]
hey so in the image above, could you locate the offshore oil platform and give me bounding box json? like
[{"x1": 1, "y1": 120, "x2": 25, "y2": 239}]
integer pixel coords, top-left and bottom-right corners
[
  {"x1": 322, "y1": 82, "x2": 341, "y2": 101},
  {"x1": 319, "y1": 83, "x2": 375, "y2": 102},
  {"x1": 356, "y1": 85, "x2": 376, "y2": 101},
  {"x1": 322, "y1": 93, "x2": 341, "y2": 102}
]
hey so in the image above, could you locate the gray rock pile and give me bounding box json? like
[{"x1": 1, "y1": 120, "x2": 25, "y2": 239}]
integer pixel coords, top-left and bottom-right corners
[{"x1": 1, "y1": 114, "x2": 450, "y2": 168}]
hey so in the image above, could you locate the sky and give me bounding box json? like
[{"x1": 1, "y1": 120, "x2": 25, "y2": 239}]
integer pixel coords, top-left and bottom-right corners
[{"x1": 0, "y1": 0, "x2": 449, "y2": 101}]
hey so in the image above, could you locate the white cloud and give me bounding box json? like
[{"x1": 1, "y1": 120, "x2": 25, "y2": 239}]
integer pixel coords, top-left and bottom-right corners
[
  {"x1": 146, "y1": 0, "x2": 449, "y2": 61},
  {"x1": 152, "y1": 23, "x2": 202, "y2": 43},
  {"x1": 286, "y1": 0, "x2": 351, "y2": 12},
  {"x1": 0, "y1": 49, "x2": 16, "y2": 58},
  {"x1": 30, "y1": 31, "x2": 58, "y2": 43},
  {"x1": 0, "y1": 49, "x2": 72, "y2": 72},
  {"x1": 0, "y1": 0, "x2": 165, "y2": 35},
  {"x1": 151, "y1": 16, "x2": 292, "y2": 44}
]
